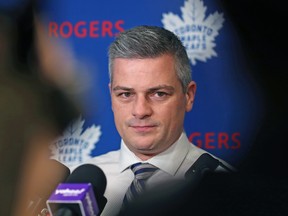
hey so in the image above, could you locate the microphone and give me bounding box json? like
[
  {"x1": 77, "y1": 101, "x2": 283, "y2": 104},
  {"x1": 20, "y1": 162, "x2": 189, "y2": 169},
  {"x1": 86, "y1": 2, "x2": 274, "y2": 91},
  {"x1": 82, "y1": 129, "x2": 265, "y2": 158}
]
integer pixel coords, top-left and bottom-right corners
[
  {"x1": 47, "y1": 164, "x2": 107, "y2": 216},
  {"x1": 26, "y1": 159, "x2": 71, "y2": 216},
  {"x1": 185, "y1": 153, "x2": 234, "y2": 182}
]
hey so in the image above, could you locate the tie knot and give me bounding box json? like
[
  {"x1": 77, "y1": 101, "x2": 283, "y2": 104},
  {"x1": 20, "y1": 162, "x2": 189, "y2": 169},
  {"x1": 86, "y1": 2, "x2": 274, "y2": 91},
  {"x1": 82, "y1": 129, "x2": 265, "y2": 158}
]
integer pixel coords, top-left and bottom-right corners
[{"x1": 131, "y1": 162, "x2": 157, "y2": 180}]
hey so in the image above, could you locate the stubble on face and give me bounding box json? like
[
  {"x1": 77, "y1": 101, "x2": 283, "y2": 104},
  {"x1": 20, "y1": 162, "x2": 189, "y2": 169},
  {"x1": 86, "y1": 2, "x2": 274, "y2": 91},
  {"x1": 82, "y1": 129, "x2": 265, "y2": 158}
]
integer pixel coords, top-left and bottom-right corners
[{"x1": 110, "y1": 54, "x2": 194, "y2": 160}]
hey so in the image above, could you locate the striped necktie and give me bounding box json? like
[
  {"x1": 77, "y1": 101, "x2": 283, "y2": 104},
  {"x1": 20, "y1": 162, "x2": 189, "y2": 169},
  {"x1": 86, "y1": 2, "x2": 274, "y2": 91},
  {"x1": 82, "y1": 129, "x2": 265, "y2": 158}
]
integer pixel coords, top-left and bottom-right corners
[{"x1": 122, "y1": 162, "x2": 158, "y2": 206}]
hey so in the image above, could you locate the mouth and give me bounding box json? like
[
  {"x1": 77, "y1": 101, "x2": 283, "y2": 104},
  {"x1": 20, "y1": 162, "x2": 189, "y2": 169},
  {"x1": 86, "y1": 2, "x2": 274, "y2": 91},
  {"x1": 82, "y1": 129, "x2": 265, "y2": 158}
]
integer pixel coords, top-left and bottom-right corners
[{"x1": 130, "y1": 125, "x2": 156, "y2": 133}]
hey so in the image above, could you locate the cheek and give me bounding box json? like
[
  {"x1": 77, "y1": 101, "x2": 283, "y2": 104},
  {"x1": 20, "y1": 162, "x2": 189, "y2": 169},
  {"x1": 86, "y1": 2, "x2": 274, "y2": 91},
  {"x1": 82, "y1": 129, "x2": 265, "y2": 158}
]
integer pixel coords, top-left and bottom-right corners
[
  {"x1": 113, "y1": 112, "x2": 125, "y2": 136},
  {"x1": 173, "y1": 101, "x2": 186, "y2": 123},
  {"x1": 113, "y1": 108, "x2": 124, "y2": 122},
  {"x1": 111, "y1": 98, "x2": 123, "y2": 113},
  {"x1": 112, "y1": 102, "x2": 129, "y2": 125},
  {"x1": 157, "y1": 103, "x2": 185, "y2": 126},
  {"x1": 113, "y1": 104, "x2": 129, "y2": 118}
]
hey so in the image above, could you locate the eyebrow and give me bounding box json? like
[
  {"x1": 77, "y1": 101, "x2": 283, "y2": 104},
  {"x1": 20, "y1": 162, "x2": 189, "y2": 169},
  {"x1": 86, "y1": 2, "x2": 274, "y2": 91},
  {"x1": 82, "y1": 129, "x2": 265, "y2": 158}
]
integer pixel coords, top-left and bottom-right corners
[
  {"x1": 112, "y1": 86, "x2": 133, "y2": 91},
  {"x1": 147, "y1": 85, "x2": 175, "y2": 92},
  {"x1": 112, "y1": 85, "x2": 175, "y2": 92}
]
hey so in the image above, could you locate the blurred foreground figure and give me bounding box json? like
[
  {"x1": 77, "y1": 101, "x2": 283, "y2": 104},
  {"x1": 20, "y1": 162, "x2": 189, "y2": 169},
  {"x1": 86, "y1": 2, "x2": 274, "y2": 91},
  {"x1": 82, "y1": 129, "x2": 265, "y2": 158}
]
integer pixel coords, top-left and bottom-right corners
[
  {"x1": 0, "y1": 1, "x2": 81, "y2": 215},
  {"x1": 0, "y1": 73, "x2": 80, "y2": 216}
]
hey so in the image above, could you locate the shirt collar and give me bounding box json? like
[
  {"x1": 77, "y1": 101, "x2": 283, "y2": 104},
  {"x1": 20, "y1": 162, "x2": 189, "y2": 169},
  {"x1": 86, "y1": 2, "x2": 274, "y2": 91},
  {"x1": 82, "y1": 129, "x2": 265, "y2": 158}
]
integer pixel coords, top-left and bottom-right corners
[
  {"x1": 119, "y1": 140, "x2": 142, "y2": 172},
  {"x1": 119, "y1": 132, "x2": 190, "y2": 176}
]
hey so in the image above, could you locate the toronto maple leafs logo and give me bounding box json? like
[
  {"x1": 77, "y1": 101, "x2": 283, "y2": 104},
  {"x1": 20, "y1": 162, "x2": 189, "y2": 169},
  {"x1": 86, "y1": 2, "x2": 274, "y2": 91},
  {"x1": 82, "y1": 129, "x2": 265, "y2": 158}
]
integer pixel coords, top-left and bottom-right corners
[
  {"x1": 50, "y1": 117, "x2": 101, "y2": 168},
  {"x1": 162, "y1": 0, "x2": 224, "y2": 65}
]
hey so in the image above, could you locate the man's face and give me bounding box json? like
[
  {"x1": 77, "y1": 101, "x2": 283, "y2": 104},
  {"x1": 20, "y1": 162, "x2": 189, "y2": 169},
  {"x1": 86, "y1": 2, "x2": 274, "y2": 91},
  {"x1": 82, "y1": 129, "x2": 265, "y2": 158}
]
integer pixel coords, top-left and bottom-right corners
[{"x1": 110, "y1": 54, "x2": 196, "y2": 160}]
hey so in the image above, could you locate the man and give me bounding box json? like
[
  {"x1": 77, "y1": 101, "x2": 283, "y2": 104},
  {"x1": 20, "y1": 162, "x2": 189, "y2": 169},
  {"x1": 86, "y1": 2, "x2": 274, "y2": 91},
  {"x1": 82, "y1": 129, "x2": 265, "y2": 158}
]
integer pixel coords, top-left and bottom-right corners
[{"x1": 83, "y1": 25, "x2": 233, "y2": 216}]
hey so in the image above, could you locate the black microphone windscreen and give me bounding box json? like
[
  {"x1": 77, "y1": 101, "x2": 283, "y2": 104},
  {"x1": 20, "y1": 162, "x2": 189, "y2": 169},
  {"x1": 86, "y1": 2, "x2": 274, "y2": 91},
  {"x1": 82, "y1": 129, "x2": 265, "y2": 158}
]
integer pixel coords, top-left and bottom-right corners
[
  {"x1": 65, "y1": 163, "x2": 107, "y2": 212},
  {"x1": 185, "y1": 153, "x2": 220, "y2": 179},
  {"x1": 66, "y1": 164, "x2": 107, "y2": 197}
]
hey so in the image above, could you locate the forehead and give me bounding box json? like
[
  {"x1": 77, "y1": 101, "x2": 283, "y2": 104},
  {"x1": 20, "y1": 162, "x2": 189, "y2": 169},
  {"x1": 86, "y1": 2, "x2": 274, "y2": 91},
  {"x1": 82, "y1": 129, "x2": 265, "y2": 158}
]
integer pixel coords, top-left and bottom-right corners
[{"x1": 111, "y1": 54, "x2": 180, "y2": 88}]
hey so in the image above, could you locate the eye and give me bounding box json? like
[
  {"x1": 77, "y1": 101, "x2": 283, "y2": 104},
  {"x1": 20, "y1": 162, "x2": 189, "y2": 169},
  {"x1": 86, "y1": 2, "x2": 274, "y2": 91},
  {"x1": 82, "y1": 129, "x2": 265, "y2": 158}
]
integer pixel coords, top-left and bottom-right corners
[
  {"x1": 154, "y1": 91, "x2": 168, "y2": 97},
  {"x1": 118, "y1": 92, "x2": 133, "y2": 98},
  {"x1": 150, "y1": 91, "x2": 170, "y2": 101}
]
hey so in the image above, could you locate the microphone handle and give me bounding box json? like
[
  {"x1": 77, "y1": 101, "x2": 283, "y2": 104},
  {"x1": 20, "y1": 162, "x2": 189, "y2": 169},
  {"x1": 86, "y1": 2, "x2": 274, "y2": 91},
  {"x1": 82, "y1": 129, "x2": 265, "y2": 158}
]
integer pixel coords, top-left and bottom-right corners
[{"x1": 38, "y1": 208, "x2": 50, "y2": 216}]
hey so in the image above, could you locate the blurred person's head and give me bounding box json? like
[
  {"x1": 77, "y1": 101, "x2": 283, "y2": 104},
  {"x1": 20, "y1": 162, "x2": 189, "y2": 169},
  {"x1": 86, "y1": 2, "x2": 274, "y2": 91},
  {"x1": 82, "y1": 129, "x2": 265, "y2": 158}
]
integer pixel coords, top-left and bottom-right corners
[
  {"x1": 0, "y1": 73, "x2": 80, "y2": 216},
  {"x1": 0, "y1": 1, "x2": 84, "y2": 215}
]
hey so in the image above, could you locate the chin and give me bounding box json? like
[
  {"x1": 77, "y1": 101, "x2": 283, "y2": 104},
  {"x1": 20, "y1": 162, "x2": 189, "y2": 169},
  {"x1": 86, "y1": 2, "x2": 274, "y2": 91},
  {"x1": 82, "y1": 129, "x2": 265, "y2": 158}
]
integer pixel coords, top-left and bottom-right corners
[{"x1": 134, "y1": 143, "x2": 154, "y2": 150}]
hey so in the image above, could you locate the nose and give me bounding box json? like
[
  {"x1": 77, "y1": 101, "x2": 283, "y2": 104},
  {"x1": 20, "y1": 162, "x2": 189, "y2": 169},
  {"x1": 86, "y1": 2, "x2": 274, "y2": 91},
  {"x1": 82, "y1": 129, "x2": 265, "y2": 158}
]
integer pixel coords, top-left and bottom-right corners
[{"x1": 132, "y1": 95, "x2": 152, "y2": 119}]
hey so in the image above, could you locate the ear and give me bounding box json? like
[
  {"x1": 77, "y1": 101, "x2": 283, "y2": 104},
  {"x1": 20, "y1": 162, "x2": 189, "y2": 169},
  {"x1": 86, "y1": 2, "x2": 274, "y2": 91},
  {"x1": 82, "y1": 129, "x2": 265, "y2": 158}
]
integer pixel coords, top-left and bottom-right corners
[
  {"x1": 185, "y1": 81, "x2": 196, "y2": 112},
  {"x1": 108, "y1": 83, "x2": 111, "y2": 93},
  {"x1": 108, "y1": 83, "x2": 114, "y2": 111}
]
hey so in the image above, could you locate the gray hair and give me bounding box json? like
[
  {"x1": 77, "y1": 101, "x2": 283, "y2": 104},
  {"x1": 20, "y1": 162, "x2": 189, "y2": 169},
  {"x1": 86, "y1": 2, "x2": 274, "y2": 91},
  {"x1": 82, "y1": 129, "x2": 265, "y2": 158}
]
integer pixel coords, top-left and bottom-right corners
[{"x1": 108, "y1": 25, "x2": 192, "y2": 92}]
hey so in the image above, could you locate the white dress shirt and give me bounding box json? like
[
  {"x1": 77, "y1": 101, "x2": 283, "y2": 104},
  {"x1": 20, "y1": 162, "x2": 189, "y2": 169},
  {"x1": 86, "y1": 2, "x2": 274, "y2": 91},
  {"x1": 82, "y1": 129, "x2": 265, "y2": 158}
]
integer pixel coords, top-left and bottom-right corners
[{"x1": 77, "y1": 132, "x2": 231, "y2": 216}]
